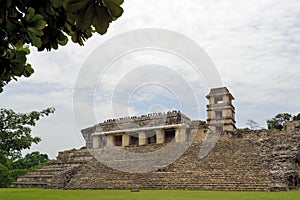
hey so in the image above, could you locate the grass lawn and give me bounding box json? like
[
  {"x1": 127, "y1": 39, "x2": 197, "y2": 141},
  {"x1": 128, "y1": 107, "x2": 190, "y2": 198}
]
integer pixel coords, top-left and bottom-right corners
[{"x1": 0, "y1": 189, "x2": 299, "y2": 200}]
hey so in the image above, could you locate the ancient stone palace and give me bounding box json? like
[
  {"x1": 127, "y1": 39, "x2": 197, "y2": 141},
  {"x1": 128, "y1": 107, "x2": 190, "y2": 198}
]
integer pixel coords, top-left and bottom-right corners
[
  {"x1": 83, "y1": 87, "x2": 236, "y2": 150},
  {"x1": 12, "y1": 87, "x2": 300, "y2": 191}
]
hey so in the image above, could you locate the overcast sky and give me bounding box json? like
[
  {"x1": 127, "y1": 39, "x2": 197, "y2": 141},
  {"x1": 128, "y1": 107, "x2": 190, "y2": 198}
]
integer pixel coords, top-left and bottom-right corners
[{"x1": 1, "y1": 0, "x2": 300, "y2": 158}]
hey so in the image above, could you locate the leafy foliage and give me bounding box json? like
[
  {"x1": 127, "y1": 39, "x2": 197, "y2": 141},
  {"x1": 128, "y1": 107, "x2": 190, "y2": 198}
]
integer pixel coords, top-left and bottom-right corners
[
  {"x1": 0, "y1": 0, "x2": 124, "y2": 92},
  {"x1": 12, "y1": 151, "x2": 49, "y2": 169},
  {"x1": 245, "y1": 119, "x2": 261, "y2": 130},
  {"x1": 0, "y1": 107, "x2": 55, "y2": 159},
  {"x1": 0, "y1": 164, "x2": 10, "y2": 187},
  {"x1": 293, "y1": 113, "x2": 300, "y2": 121},
  {"x1": 0, "y1": 108, "x2": 53, "y2": 187},
  {"x1": 8, "y1": 168, "x2": 29, "y2": 184},
  {"x1": 0, "y1": 151, "x2": 50, "y2": 188},
  {"x1": 267, "y1": 113, "x2": 292, "y2": 131}
]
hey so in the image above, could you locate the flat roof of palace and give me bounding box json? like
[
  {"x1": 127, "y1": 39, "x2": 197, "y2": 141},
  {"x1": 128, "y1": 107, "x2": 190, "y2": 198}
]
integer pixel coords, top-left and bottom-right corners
[
  {"x1": 101, "y1": 110, "x2": 189, "y2": 124},
  {"x1": 81, "y1": 110, "x2": 204, "y2": 134}
]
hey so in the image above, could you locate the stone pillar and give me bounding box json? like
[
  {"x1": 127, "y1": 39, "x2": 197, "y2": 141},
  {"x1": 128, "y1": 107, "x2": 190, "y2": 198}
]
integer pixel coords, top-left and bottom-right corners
[
  {"x1": 207, "y1": 110, "x2": 212, "y2": 119},
  {"x1": 122, "y1": 134, "x2": 130, "y2": 146},
  {"x1": 138, "y1": 131, "x2": 147, "y2": 145},
  {"x1": 107, "y1": 135, "x2": 114, "y2": 146},
  {"x1": 209, "y1": 97, "x2": 215, "y2": 105},
  {"x1": 223, "y1": 95, "x2": 230, "y2": 104},
  {"x1": 175, "y1": 127, "x2": 186, "y2": 142},
  {"x1": 92, "y1": 135, "x2": 99, "y2": 148},
  {"x1": 156, "y1": 129, "x2": 165, "y2": 144}
]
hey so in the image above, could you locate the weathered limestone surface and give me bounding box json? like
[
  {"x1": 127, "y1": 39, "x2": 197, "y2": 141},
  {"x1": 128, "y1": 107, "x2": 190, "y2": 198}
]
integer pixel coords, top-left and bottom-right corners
[
  {"x1": 10, "y1": 88, "x2": 300, "y2": 191},
  {"x1": 64, "y1": 139, "x2": 272, "y2": 191},
  {"x1": 11, "y1": 148, "x2": 93, "y2": 189},
  {"x1": 256, "y1": 134, "x2": 300, "y2": 191},
  {"x1": 11, "y1": 129, "x2": 300, "y2": 191},
  {"x1": 82, "y1": 111, "x2": 192, "y2": 149}
]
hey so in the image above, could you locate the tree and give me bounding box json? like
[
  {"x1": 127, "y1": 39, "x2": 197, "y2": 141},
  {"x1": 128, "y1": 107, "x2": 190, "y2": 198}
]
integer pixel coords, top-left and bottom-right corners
[
  {"x1": 0, "y1": 108, "x2": 54, "y2": 187},
  {"x1": 12, "y1": 151, "x2": 49, "y2": 169},
  {"x1": 0, "y1": 151, "x2": 50, "y2": 188},
  {"x1": 267, "y1": 113, "x2": 292, "y2": 131},
  {"x1": 293, "y1": 113, "x2": 300, "y2": 121},
  {"x1": 0, "y1": 107, "x2": 55, "y2": 159},
  {"x1": 0, "y1": 164, "x2": 10, "y2": 187},
  {"x1": 0, "y1": 0, "x2": 124, "y2": 92},
  {"x1": 8, "y1": 151, "x2": 50, "y2": 184},
  {"x1": 245, "y1": 119, "x2": 260, "y2": 130}
]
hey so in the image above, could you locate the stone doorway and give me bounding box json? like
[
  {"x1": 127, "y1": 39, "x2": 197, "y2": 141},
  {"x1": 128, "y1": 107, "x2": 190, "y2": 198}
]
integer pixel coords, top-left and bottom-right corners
[
  {"x1": 147, "y1": 131, "x2": 156, "y2": 144},
  {"x1": 130, "y1": 133, "x2": 139, "y2": 146},
  {"x1": 114, "y1": 135, "x2": 122, "y2": 146},
  {"x1": 164, "y1": 128, "x2": 175, "y2": 143}
]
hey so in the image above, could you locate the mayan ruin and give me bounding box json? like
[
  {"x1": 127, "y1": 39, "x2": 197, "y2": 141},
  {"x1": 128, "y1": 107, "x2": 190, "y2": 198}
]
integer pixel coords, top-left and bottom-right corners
[{"x1": 11, "y1": 87, "x2": 300, "y2": 191}]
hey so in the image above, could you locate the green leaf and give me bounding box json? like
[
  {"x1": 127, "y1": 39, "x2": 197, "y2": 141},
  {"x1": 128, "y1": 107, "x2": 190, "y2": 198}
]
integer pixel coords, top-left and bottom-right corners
[
  {"x1": 64, "y1": 0, "x2": 91, "y2": 13},
  {"x1": 11, "y1": 64, "x2": 24, "y2": 76},
  {"x1": 27, "y1": 27, "x2": 43, "y2": 37},
  {"x1": 52, "y1": 40, "x2": 58, "y2": 49},
  {"x1": 13, "y1": 51, "x2": 27, "y2": 65},
  {"x1": 93, "y1": 5, "x2": 111, "y2": 35},
  {"x1": 56, "y1": 31, "x2": 68, "y2": 45},
  {"x1": 25, "y1": 7, "x2": 35, "y2": 22},
  {"x1": 76, "y1": 2, "x2": 96, "y2": 30},
  {"x1": 5, "y1": 19, "x2": 21, "y2": 33},
  {"x1": 71, "y1": 31, "x2": 78, "y2": 43},
  {"x1": 24, "y1": 64, "x2": 34, "y2": 77},
  {"x1": 103, "y1": 0, "x2": 123, "y2": 18},
  {"x1": 27, "y1": 29, "x2": 43, "y2": 47},
  {"x1": 112, "y1": 0, "x2": 124, "y2": 5},
  {"x1": 30, "y1": 15, "x2": 46, "y2": 30},
  {"x1": 17, "y1": 47, "x2": 30, "y2": 55},
  {"x1": 50, "y1": 0, "x2": 64, "y2": 8}
]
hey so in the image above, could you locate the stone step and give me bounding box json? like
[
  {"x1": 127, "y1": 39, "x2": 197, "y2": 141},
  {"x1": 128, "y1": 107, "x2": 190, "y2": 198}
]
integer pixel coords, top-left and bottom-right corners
[
  {"x1": 26, "y1": 168, "x2": 64, "y2": 175},
  {"x1": 17, "y1": 175, "x2": 53, "y2": 182},
  {"x1": 43, "y1": 162, "x2": 86, "y2": 169},
  {"x1": 11, "y1": 182, "x2": 48, "y2": 188}
]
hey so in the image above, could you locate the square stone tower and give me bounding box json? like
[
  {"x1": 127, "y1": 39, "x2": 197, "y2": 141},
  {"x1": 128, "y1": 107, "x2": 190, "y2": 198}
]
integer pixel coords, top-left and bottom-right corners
[{"x1": 206, "y1": 87, "x2": 236, "y2": 132}]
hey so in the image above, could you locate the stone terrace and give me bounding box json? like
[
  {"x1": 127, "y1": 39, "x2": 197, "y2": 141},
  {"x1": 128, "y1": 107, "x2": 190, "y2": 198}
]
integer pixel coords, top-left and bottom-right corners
[{"x1": 11, "y1": 130, "x2": 300, "y2": 191}]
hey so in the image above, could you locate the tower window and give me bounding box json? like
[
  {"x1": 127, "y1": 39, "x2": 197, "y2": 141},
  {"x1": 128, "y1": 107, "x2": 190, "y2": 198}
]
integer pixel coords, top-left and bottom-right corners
[
  {"x1": 216, "y1": 126, "x2": 223, "y2": 133},
  {"x1": 214, "y1": 96, "x2": 223, "y2": 104},
  {"x1": 216, "y1": 111, "x2": 222, "y2": 118}
]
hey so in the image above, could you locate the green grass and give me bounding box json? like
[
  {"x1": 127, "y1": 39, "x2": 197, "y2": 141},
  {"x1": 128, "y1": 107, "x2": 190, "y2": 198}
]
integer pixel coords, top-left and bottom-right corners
[{"x1": 0, "y1": 189, "x2": 299, "y2": 200}]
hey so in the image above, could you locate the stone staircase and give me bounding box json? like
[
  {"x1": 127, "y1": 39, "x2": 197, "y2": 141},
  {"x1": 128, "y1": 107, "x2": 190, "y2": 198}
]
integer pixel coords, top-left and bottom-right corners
[
  {"x1": 11, "y1": 134, "x2": 299, "y2": 191},
  {"x1": 11, "y1": 148, "x2": 93, "y2": 188},
  {"x1": 64, "y1": 138, "x2": 272, "y2": 191}
]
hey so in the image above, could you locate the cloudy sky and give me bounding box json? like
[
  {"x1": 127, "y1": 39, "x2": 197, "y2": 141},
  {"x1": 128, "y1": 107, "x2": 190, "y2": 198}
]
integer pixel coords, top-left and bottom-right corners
[{"x1": 1, "y1": 0, "x2": 300, "y2": 158}]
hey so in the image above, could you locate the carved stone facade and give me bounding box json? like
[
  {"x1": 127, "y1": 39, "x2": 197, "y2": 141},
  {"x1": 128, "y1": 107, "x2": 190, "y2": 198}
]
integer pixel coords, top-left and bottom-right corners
[
  {"x1": 87, "y1": 111, "x2": 194, "y2": 149},
  {"x1": 82, "y1": 110, "x2": 195, "y2": 149}
]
